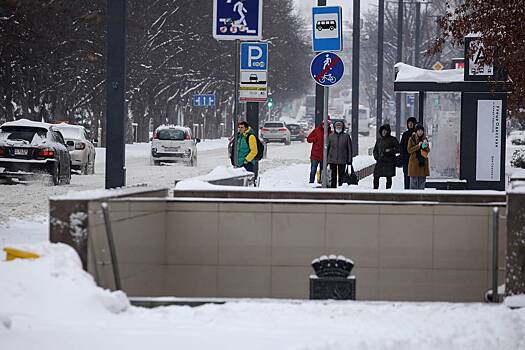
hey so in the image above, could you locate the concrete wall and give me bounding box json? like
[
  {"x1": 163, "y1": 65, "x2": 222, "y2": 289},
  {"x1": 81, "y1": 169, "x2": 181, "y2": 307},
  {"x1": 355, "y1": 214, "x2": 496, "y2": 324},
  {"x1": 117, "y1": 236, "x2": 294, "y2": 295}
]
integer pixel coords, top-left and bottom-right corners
[{"x1": 88, "y1": 198, "x2": 506, "y2": 302}]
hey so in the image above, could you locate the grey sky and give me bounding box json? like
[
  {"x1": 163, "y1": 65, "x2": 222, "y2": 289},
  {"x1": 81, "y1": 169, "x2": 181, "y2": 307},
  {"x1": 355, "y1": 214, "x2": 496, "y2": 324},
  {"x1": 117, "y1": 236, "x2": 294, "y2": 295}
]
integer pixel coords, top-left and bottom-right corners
[{"x1": 293, "y1": 0, "x2": 377, "y2": 18}]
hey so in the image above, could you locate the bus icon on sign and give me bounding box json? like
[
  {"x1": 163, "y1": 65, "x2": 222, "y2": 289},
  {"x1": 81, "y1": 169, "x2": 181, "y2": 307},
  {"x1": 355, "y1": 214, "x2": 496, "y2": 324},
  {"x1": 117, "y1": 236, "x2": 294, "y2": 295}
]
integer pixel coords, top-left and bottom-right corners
[{"x1": 316, "y1": 20, "x2": 336, "y2": 31}]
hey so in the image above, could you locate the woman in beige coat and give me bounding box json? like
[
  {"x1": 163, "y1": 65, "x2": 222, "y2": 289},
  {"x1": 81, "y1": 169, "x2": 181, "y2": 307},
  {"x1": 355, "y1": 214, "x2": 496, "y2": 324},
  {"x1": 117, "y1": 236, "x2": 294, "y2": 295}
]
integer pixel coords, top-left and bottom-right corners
[{"x1": 407, "y1": 124, "x2": 430, "y2": 189}]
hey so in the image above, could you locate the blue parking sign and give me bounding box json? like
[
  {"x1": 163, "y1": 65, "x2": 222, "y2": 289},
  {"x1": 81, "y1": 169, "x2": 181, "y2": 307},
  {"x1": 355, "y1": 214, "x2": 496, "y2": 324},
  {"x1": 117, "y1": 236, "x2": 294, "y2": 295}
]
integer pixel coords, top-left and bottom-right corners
[
  {"x1": 240, "y1": 42, "x2": 268, "y2": 70},
  {"x1": 213, "y1": 0, "x2": 263, "y2": 40}
]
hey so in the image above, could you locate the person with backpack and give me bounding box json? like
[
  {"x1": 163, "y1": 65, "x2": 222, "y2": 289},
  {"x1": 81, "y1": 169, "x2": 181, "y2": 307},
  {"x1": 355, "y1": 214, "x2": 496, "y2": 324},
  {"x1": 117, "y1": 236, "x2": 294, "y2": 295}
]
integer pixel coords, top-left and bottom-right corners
[
  {"x1": 235, "y1": 121, "x2": 264, "y2": 175},
  {"x1": 400, "y1": 117, "x2": 418, "y2": 189},
  {"x1": 407, "y1": 123, "x2": 430, "y2": 189},
  {"x1": 372, "y1": 124, "x2": 400, "y2": 189}
]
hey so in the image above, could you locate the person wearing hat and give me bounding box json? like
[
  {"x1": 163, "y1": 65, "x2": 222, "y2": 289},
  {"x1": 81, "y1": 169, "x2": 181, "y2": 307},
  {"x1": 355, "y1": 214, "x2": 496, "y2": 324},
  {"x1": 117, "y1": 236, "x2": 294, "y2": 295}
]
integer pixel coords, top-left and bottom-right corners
[
  {"x1": 372, "y1": 124, "x2": 400, "y2": 189},
  {"x1": 407, "y1": 123, "x2": 430, "y2": 189},
  {"x1": 327, "y1": 120, "x2": 353, "y2": 188},
  {"x1": 400, "y1": 117, "x2": 418, "y2": 189}
]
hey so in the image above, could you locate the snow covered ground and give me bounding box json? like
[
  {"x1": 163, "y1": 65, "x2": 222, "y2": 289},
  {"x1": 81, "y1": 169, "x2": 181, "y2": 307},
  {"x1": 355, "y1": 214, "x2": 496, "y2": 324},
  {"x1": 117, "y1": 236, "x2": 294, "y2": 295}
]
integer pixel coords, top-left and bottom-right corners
[{"x1": 1, "y1": 242, "x2": 524, "y2": 350}]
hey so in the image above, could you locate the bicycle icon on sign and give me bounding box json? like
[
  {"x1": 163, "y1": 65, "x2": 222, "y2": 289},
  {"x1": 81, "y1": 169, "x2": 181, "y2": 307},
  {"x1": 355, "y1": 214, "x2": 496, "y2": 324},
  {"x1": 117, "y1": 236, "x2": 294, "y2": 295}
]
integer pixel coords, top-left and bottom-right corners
[{"x1": 319, "y1": 73, "x2": 336, "y2": 84}]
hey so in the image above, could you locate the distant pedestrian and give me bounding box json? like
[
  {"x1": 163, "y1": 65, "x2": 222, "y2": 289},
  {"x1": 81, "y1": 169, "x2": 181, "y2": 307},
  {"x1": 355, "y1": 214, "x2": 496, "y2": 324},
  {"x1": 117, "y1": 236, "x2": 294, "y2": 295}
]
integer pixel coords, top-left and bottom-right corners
[
  {"x1": 407, "y1": 123, "x2": 430, "y2": 189},
  {"x1": 400, "y1": 117, "x2": 417, "y2": 189},
  {"x1": 235, "y1": 121, "x2": 258, "y2": 174},
  {"x1": 373, "y1": 124, "x2": 400, "y2": 189},
  {"x1": 307, "y1": 122, "x2": 331, "y2": 183},
  {"x1": 327, "y1": 120, "x2": 353, "y2": 188}
]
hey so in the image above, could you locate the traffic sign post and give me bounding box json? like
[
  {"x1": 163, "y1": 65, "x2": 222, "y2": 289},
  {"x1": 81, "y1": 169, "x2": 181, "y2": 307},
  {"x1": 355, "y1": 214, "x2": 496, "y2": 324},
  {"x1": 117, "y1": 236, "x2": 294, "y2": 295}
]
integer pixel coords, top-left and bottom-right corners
[
  {"x1": 310, "y1": 52, "x2": 345, "y2": 87},
  {"x1": 239, "y1": 41, "x2": 268, "y2": 102},
  {"x1": 193, "y1": 94, "x2": 216, "y2": 107},
  {"x1": 312, "y1": 6, "x2": 343, "y2": 52},
  {"x1": 213, "y1": 0, "x2": 263, "y2": 40}
]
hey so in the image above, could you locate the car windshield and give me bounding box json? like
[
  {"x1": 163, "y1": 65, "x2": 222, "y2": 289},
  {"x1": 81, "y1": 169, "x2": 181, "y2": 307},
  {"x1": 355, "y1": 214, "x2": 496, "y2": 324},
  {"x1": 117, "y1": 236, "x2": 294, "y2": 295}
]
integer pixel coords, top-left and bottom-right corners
[
  {"x1": 264, "y1": 123, "x2": 284, "y2": 128},
  {"x1": 0, "y1": 126, "x2": 47, "y2": 144},
  {"x1": 56, "y1": 127, "x2": 83, "y2": 139},
  {"x1": 157, "y1": 128, "x2": 186, "y2": 140}
]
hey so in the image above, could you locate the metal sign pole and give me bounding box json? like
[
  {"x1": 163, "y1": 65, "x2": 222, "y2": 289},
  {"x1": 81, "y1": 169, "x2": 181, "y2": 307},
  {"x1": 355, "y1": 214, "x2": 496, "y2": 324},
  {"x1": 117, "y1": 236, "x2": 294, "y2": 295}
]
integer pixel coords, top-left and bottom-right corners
[
  {"x1": 314, "y1": 0, "x2": 327, "y2": 128},
  {"x1": 322, "y1": 86, "x2": 329, "y2": 188},
  {"x1": 351, "y1": 0, "x2": 360, "y2": 154},
  {"x1": 105, "y1": 0, "x2": 126, "y2": 189},
  {"x1": 233, "y1": 39, "x2": 240, "y2": 166}
]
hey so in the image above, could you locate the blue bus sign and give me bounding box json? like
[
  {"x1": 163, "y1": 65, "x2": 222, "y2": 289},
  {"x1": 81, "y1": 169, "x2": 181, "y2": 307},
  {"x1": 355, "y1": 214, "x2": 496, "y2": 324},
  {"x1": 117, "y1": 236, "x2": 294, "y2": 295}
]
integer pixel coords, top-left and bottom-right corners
[
  {"x1": 193, "y1": 94, "x2": 216, "y2": 107},
  {"x1": 312, "y1": 6, "x2": 343, "y2": 52},
  {"x1": 310, "y1": 52, "x2": 345, "y2": 87},
  {"x1": 213, "y1": 0, "x2": 263, "y2": 40}
]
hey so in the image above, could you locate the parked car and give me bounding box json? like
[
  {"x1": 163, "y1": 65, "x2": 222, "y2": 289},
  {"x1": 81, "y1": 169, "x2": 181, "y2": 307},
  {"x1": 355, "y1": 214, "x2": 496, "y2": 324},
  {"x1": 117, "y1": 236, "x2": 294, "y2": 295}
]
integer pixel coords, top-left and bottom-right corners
[
  {"x1": 0, "y1": 119, "x2": 71, "y2": 185},
  {"x1": 55, "y1": 123, "x2": 96, "y2": 175},
  {"x1": 150, "y1": 125, "x2": 200, "y2": 166},
  {"x1": 260, "y1": 122, "x2": 291, "y2": 145},
  {"x1": 286, "y1": 123, "x2": 306, "y2": 142}
]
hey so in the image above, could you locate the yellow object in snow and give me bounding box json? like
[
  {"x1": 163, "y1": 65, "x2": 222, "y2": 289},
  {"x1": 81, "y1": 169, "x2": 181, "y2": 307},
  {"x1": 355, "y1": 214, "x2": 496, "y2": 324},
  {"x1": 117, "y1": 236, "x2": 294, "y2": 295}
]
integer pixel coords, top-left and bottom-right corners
[{"x1": 4, "y1": 248, "x2": 40, "y2": 261}]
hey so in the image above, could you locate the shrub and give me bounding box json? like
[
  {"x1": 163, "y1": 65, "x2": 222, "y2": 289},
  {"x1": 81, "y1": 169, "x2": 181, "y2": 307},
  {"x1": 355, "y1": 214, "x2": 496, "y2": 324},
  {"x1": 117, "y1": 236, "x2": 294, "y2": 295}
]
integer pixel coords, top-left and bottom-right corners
[
  {"x1": 511, "y1": 138, "x2": 525, "y2": 146},
  {"x1": 511, "y1": 150, "x2": 525, "y2": 168}
]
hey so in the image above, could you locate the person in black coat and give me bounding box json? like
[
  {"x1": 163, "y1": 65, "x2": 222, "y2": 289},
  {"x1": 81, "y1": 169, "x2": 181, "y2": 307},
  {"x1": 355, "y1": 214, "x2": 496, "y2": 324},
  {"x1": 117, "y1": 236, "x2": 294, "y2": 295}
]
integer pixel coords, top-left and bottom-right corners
[
  {"x1": 373, "y1": 124, "x2": 400, "y2": 189},
  {"x1": 400, "y1": 117, "x2": 418, "y2": 189}
]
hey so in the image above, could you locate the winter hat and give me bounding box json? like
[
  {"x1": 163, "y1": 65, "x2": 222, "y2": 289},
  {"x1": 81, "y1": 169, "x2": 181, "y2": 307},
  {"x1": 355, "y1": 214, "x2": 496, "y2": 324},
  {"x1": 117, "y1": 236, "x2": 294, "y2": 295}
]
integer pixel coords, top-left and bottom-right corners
[
  {"x1": 415, "y1": 123, "x2": 425, "y2": 132},
  {"x1": 379, "y1": 124, "x2": 391, "y2": 136}
]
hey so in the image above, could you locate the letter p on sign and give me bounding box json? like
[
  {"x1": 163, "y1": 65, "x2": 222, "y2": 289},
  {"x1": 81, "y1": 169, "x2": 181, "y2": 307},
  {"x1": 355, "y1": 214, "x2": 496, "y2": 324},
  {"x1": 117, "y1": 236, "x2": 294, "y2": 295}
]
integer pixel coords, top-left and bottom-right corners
[{"x1": 248, "y1": 46, "x2": 263, "y2": 68}]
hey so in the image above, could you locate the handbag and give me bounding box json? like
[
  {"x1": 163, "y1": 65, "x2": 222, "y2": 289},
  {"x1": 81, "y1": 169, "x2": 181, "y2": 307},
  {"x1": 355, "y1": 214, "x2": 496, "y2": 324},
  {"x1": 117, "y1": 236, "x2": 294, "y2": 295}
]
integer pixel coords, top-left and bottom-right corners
[
  {"x1": 344, "y1": 165, "x2": 358, "y2": 185},
  {"x1": 395, "y1": 154, "x2": 403, "y2": 168}
]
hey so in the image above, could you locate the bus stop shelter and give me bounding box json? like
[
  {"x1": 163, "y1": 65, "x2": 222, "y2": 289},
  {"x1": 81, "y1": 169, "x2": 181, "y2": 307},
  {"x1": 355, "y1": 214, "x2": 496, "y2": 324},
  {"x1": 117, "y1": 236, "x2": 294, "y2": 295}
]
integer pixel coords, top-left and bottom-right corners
[{"x1": 393, "y1": 39, "x2": 509, "y2": 191}]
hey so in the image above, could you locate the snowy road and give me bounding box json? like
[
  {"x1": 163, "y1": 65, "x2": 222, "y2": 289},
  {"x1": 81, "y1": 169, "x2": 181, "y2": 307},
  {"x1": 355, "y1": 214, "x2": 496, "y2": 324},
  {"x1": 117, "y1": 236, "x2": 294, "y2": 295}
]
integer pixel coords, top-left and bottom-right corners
[{"x1": 0, "y1": 138, "x2": 342, "y2": 223}]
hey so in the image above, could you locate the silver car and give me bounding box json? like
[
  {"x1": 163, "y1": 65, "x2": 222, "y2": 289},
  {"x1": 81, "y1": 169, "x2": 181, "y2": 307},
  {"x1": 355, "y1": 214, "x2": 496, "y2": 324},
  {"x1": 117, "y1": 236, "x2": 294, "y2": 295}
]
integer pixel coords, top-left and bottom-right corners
[{"x1": 55, "y1": 124, "x2": 96, "y2": 175}]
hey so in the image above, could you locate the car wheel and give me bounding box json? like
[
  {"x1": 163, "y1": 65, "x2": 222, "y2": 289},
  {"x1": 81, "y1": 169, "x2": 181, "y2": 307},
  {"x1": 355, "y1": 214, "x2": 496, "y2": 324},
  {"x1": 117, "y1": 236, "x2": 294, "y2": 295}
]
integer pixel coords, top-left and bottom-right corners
[
  {"x1": 81, "y1": 161, "x2": 89, "y2": 175},
  {"x1": 153, "y1": 160, "x2": 161, "y2": 166},
  {"x1": 47, "y1": 162, "x2": 60, "y2": 186},
  {"x1": 284, "y1": 139, "x2": 291, "y2": 146},
  {"x1": 88, "y1": 159, "x2": 95, "y2": 174},
  {"x1": 62, "y1": 163, "x2": 71, "y2": 185}
]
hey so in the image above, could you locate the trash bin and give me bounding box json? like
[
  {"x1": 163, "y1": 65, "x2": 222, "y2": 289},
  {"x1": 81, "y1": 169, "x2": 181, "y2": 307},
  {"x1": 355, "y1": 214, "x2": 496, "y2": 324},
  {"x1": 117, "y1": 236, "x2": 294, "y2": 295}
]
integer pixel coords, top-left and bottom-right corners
[{"x1": 309, "y1": 254, "x2": 356, "y2": 300}]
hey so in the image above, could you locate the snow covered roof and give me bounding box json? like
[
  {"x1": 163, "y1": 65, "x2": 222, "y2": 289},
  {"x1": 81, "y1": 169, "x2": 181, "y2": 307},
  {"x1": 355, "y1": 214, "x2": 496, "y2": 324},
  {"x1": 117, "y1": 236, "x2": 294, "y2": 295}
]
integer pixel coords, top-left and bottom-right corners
[
  {"x1": 395, "y1": 63, "x2": 464, "y2": 83},
  {"x1": 155, "y1": 124, "x2": 190, "y2": 132},
  {"x1": 0, "y1": 118, "x2": 52, "y2": 130},
  {"x1": 54, "y1": 123, "x2": 86, "y2": 130}
]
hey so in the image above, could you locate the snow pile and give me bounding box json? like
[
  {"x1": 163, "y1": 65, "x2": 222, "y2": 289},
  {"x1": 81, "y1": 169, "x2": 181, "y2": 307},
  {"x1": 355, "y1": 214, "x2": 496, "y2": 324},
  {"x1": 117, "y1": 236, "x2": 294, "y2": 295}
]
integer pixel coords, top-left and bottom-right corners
[
  {"x1": 196, "y1": 138, "x2": 229, "y2": 152},
  {"x1": 0, "y1": 242, "x2": 129, "y2": 330},
  {"x1": 0, "y1": 242, "x2": 524, "y2": 349},
  {"x1": 0, "y1": 216, "x2": 48, "y2": 260},
  {"x1": 505, "y1": 295, "x2": 525, "y2": 308},
  {"x1": 175, "y1": 179, "x2": 222, "y2": 190},
  {"x1": 194, "y1": 165, "x2": 252, "y2": 181},
  {"x1": 395, "y1": 62, "x2": 464, "y2": 82},
  {"x1": 259, "y1": 163, "x2": 312, "y2": 188}
]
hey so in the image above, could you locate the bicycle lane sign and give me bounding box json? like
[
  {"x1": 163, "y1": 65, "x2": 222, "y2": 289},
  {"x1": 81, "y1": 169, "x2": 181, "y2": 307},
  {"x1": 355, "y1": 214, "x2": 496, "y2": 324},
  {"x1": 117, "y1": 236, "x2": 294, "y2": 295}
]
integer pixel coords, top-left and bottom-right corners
[{"x1": 310, "y1": 51, "x2": 344, "y2": 87}]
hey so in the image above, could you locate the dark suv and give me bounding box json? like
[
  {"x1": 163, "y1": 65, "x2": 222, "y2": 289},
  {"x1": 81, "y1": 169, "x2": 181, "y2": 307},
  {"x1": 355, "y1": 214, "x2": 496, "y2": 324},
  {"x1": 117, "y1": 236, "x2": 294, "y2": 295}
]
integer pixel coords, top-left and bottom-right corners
[
  {"x1": 286, "y1": 123, "x2": 306, "y2": 142},
  {"x1": 0, "y1": 119, "x2": 71, "y2": 185}
]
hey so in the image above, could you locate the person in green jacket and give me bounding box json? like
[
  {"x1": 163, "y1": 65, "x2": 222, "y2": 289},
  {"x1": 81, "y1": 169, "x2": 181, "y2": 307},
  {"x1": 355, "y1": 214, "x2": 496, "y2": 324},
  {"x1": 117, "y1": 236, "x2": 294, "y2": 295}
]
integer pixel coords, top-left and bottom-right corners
[{"x1": 236, "y1": 121, "x2": 258, "y2": 173}]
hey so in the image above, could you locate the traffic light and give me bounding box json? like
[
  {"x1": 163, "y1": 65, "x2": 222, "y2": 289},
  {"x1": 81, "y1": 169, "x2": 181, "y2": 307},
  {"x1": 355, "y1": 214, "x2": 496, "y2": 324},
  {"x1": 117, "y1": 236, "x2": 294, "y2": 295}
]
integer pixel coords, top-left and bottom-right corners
[{"x1": 267, "y1": 97, "x2": 273, "y2": 109}]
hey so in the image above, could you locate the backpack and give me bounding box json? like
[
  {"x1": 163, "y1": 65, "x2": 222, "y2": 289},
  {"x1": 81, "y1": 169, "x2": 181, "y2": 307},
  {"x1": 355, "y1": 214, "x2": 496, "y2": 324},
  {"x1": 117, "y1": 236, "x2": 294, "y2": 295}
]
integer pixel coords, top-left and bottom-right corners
[{"x1": 246, "y1": 134, "x2": 265, "y2": 161}]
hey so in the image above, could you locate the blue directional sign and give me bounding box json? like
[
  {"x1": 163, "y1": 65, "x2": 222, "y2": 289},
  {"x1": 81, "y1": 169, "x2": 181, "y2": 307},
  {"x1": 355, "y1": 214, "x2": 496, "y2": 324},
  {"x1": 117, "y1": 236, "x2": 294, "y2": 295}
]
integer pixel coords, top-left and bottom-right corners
[
  {"x1": 193, "y1": 94, "x2": 216, "y2": 107},
  {"x1": 213, "y1": 0, "x2": 263, "y2": 40},
  {"x1": 240, "y1": 42, "x2": 268, "y2": 70},
  {"x1": 406, "y1": 95, "x2": 415, "y2": 107},
  {"x1": 312, "y1": 6, "x2": 343, "y2": 52},
  {"x1": 310, "y1": 52, "x2": 345, "y2": 87}
]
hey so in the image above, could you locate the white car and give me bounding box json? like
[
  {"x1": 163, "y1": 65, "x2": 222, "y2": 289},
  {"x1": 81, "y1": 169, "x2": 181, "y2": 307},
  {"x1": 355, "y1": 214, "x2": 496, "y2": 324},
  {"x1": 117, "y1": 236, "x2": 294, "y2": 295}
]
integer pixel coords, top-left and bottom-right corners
[
  {"x1": 260, "y1": 122, "x2": 291, "y2": 145},
  {"x1": 150, "y1": 125, "x2": 200, "y2": 166},
  {"x1": 55, "y1": 124, "x2": 96, "y2": 175}
]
